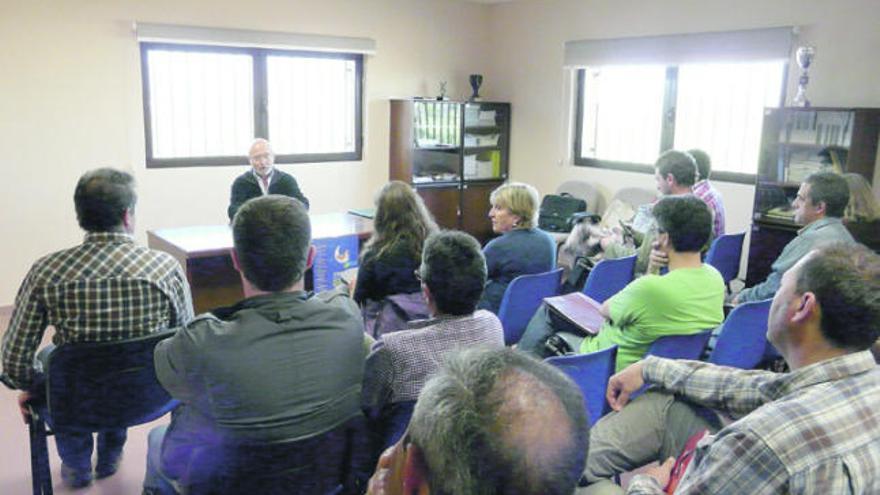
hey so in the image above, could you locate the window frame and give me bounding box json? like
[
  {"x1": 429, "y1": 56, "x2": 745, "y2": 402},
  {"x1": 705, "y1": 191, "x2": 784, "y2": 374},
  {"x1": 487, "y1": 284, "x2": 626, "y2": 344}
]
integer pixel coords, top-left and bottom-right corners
[
  {"x1": 572, "y1": 62, "x2": 788, "y2": 185},
  {"x1": 140, "y1": 42, "x2": 364, "y2": 169}
]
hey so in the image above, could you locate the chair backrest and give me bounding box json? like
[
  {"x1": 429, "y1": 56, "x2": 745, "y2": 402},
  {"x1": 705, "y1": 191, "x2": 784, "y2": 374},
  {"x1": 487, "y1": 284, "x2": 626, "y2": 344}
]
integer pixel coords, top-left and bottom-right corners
[
  {"x1": 581, "y1": 255, "x2": 637, "y2": 303},
  {"x1": 645, "y1": 330, "x2": 713, "y2": 361},
  {"x1": 498, "y1": 268, "x2": 563, "y2": 345},
  {"x1": 705, "y1": 232, "x2": 746, "y2": 285},
  {"x1": 709, "y1": 299, "x2": 772, "y2": 369},
  {"x1": 611, "y1": 187, "x2": 657, "y2": 211},
  {"x1": 45, "y1": 330, "x2": 178, "y2": 431},
  {"x1": 545, "y1": 346, "x2": 617, "y2": 427},
  {"x1": 556, "y1": 180, "x2": 606, "y2": 216},
  {"x1": 183, "y1": 414, "x2": 370, "y2": 495},
  {"x1": 382, "y1": 400, "x2": 417, "y2": 450}
]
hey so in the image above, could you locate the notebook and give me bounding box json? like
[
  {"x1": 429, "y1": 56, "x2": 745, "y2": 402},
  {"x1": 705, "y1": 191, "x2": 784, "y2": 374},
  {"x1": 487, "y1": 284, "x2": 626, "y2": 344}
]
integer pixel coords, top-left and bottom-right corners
[{"x1": 543, "y1": 292, "x2": 605, "y2": 335}]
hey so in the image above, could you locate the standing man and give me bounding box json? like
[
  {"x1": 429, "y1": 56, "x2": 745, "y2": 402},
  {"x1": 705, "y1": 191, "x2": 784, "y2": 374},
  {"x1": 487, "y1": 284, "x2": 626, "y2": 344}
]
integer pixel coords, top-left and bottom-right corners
[
  {"x1": 687, "y1": 149, "x2": 725, "y2": 238},
  {"x1": 1, "y1": 168, "x2": 193, "y2": 488},
  {"x1": 735, "y1": 171, "x2": 853, "y2": 304},
  {"x1": 227, "y1": 138, "x2": 309, "y2": 220}
]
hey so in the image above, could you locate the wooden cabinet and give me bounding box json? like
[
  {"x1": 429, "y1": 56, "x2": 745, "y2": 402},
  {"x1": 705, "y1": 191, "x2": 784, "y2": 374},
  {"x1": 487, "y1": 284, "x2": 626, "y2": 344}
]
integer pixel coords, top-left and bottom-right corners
[
  {"x1": 746, "y1": 107, "x2": 880, "y2": 285},
  {"x1": 390, "y1": 99, "x2": 511, "y2": 244}
]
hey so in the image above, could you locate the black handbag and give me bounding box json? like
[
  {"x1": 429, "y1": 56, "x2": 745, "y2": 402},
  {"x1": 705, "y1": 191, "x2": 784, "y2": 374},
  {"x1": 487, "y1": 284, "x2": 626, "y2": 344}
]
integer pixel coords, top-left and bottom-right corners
[{"x1": 538, "y1": 193, "x2": 587, "y2": 233}]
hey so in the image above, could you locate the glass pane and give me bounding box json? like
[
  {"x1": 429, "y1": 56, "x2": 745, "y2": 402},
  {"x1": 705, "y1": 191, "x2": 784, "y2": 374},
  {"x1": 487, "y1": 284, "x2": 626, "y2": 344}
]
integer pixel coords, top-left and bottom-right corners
[
  {"x1": 674, "y1": 61, "x2": 785, "y2": 175},
  {"x1": 267, "y1": 55, "x2": 356, "y2": 155},
  {"x1": 580, "y1": 65, "x2": 666, "y2": 164},
  {"x1": 147, "y1": 49, "x2": 254, "y2": 159}
]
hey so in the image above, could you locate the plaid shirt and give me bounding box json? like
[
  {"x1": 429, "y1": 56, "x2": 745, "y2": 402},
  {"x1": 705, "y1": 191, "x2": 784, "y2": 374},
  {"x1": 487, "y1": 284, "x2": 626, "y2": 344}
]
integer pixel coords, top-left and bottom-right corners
[
  {"x1": 362, "y1": 309, "x2": 504, "y2": 413},
  {"x1": 628, "y1": 352, "x2": 880, "y2": 494},
  {"x1": 692, "y1": 180, "x2": 726, "y2": 238},
  {"x1": 1, "y1": 232, "x2": 194, "y2": 389}
]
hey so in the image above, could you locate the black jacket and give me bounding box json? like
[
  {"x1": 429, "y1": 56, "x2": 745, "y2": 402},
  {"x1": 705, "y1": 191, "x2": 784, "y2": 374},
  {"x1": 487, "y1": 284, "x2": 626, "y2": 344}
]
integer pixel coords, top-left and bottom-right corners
[{"x1": 227, "y1": 169, "x2": 309, "y2": 220}]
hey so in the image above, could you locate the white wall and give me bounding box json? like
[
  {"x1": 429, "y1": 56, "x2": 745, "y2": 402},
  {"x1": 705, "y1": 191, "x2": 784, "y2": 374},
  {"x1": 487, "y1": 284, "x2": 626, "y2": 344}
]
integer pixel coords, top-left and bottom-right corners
[
  {"x1": 0, "y1": 0, "x2": 492, "y2": 304},
  {"x1": 485, "y1": 0, "x2": 880, "y2": 235}
]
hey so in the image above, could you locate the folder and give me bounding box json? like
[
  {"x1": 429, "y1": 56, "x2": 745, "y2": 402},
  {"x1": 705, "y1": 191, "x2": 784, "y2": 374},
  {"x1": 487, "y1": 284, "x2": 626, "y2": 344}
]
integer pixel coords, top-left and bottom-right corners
[{"x1": 543, "y1": 292, "x2": 604, "y2": 335}]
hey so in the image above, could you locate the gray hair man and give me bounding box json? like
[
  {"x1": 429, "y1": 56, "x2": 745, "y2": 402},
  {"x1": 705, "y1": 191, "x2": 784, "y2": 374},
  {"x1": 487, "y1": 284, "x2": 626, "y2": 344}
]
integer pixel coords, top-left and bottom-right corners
[{"x1": 367, "y1": 347, "x2": 589, "y2": 495}]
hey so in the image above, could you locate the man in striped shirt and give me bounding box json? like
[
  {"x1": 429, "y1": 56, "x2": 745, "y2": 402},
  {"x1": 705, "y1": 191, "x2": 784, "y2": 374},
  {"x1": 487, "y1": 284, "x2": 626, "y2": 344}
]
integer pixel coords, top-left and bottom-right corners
[
  {"x1": 1, "y1": 168, "x2": 193, "y2": 488},
  {"x1": 688, "y1": 149, "x2": 725, "y2": 238},
  {"x1": 581, "y1": 243, "x2": 880, "y2": 494}
]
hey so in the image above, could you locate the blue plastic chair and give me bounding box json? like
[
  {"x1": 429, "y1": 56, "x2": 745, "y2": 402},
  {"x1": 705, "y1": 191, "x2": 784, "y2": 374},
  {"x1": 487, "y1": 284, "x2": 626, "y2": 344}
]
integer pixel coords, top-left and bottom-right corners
[
  {"x1": 709, "y1": 299, "x2": 772, "y2": 369},
  {"x1": 705, "y1": 232, "x2": 746, "y2": 288},
  {"x1": 545, "y1": 346, "x2": 618, "y2": 427},
  {"x1": 27, "y1": 330, "x2": 179, "y2": 495},
  {"x1": 498, "y1": 268, "x2": 563, "y2": 345},
  {"x1": 382, "y1": 401, "x2": 416, "y2": 450},
  {"x1": 581, "y1": 255, "x2": 637, "y2": 303},
  {"x1": 645, "y1": 330, "x2": 713, "y2": 361}
]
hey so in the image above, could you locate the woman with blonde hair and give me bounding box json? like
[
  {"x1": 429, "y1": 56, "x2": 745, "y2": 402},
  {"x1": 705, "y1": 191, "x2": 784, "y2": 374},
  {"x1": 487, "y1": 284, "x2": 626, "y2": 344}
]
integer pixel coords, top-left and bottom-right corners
[
  {"x1": 354, "y1": 181, "x2": 439, "y2": 305},
  {"x1": 478, "y1": 182, "x2": 556, "y2": 313}
]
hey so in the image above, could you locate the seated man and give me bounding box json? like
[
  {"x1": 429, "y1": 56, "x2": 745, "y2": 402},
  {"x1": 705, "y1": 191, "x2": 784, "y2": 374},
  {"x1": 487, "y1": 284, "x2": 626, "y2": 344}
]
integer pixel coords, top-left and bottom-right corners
[
  {"x1": 366, "y1": 347, "x2": 588, "y2": 495},
  {"x1": 735, "y1": 171, "x2": 854, "y2": 303},
  {"x1": 519, "y1": 195, "x2": 724, "y2": 371},
  {"x1": 362, "y1": 230, "x2": 504, "y2": 422},
  {"x1": 227, "y1": 138, "x2": 309, "y2": 220},
  {"x1": 1, "y1": 168, "x2": 193, "y2": 488},
  {"x1": 143, "y1": 195, "x2": 365, "y2": 494},
  {"x1": 599, "y1": 150, "x2": 698, "y2": 276},
  {"x1": 582, "y1": 243, "x2": 880, "y2": 494},
  {"x1": 688, "y1": 149, "x2": 725, "y2": 238}
]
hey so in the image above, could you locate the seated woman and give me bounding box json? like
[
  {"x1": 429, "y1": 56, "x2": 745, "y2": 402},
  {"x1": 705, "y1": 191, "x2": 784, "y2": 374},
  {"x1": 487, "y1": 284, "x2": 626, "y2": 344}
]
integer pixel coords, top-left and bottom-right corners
[
  {"x1": 354, "y1": 181, "x2": 438, "y2": 306},
  {"x1": 361, "y1": 231, "x2": 504, "y2": 438},
  {"x1": 478, "y1": 182, "x2": 556, "y2": 314},
  {"x1": 842, "y1": 173, "x2": 880, "y2": 252}
]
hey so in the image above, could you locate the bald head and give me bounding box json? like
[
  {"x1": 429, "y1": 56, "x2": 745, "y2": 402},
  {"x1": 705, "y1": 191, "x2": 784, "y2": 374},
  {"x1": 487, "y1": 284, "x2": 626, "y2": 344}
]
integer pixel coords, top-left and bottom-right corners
[
  {"x1": 248, "y1": 138, "x2": 275, "y2": 177},
  {"x1": 407, "y1": 347, "x2": 588, "y2": 495}
]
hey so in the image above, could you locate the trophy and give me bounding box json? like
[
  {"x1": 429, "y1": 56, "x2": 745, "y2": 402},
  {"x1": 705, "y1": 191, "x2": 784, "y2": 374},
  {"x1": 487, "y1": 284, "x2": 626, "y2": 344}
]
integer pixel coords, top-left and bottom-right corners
[
  {"x1": 792, "y1": 46, "x2": 815, "y2": 107},
  {"x1": 469, "y1": 74, "x2": 483, "y2": 101}
]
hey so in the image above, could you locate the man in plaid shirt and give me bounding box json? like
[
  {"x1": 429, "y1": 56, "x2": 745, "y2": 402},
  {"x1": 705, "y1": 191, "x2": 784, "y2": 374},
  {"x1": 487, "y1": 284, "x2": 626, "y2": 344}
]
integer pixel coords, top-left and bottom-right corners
[
  {"x1": 687, "y1": 149, "x2": 725, "y2": 238},
  {"x1": 581, "y1": 243, "x2": 880, "y2": 494},
  {"x1": 1, "y1": 168, "x2": 193, "y2": 488}
]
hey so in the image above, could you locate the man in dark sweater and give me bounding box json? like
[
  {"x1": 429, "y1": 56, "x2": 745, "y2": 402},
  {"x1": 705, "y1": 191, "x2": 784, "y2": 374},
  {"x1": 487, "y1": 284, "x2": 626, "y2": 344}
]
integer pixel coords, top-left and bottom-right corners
[{"x1": 227, "y1": 138, "x2": 309, "y2": 220}]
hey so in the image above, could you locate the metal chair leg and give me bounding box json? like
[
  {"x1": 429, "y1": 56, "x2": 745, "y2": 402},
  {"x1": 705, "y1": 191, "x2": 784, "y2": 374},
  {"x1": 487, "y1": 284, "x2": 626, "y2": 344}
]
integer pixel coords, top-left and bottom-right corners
[{"x1": 28, "y1": 410, "x2": 53, "y2": 495}]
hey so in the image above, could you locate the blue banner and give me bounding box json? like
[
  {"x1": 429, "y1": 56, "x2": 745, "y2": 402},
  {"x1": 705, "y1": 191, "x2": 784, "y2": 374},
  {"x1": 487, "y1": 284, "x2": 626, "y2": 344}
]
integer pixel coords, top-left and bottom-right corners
[{"x1": 311, "y1": 234, "x2": 359, "y2": 293}]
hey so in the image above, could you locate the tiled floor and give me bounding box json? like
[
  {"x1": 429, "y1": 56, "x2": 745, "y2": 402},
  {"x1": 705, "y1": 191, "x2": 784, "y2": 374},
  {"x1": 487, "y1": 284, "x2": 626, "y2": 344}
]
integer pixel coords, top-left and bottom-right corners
[{"x1": 0, "y1": 306, "x2": 168, "y2": 494}]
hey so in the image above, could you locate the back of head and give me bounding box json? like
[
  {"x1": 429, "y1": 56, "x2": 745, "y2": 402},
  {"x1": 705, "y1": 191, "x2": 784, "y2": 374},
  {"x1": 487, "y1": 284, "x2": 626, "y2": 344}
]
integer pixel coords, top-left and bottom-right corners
[
  {"x1": 652, "y1": 194, "x2": 712, "y2": 253},
  {"x1": 805, "y1": 172, "x2": 849, "y2": 218},
  {"x1": 655, "y1": 150, "x2": 697, "y2": 187},
  {"x1": 74, "y1": 168, "x2": 137, "y2": 232},
  {"x1": 842, "y1": 173, "x2": 880, "y2": 222},
  {"x1": 490, "y1": 182, "x2": 540, "y2": 229},
  {"x1": 232, "y1": 195, "x2": 311, "y2": 292},
  {"x1": 687, "y1": 149, "x2": 712, "y2": 182},
  {"x1": 368, "y1": 180, "x2": 438, "y2": 259},
  {"x1": 420, "y1": 230, "x2": 487, "y2": 315},
  {"x1": 796, "y1": 243, "x2": 880, "y2": 351},
  {"x1": 408, "y1": 347, "x2": 588, "y2": 495}
]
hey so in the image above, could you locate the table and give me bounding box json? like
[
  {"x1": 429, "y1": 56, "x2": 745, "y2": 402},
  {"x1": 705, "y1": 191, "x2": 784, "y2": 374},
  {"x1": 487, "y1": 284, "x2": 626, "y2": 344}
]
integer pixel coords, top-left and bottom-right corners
[{"x1": 148, "y1": 213, "x2": 373, "y2": 313}]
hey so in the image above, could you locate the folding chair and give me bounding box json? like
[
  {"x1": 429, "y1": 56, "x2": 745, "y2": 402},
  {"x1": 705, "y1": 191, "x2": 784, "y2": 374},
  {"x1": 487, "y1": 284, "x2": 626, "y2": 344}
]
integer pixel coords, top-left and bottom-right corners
[
  {"x1": 709, "y1": 299, "x2": 772, "y2": 369},
  {"x1": 497, "y1": 268, "x2": 563, "y2": 345},
  {"x1": 545, "y1": 346, "x2": 618, "y2": 427},
  {"x1": 581, "y1": 255, "x2": 637, "y2": 303}
]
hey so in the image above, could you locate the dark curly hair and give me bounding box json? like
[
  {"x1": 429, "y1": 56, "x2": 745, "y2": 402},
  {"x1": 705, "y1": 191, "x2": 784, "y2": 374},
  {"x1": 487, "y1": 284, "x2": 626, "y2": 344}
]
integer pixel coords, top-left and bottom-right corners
[
  {"x1": 652, "y1": 195, "x2": 712, "y2": 253},
  {"x1": 74, "y1": 168, "x2": 137, "y2": 232},
  {"x1": 420, "y1": 230, "x2": 487, "y2": 315}
]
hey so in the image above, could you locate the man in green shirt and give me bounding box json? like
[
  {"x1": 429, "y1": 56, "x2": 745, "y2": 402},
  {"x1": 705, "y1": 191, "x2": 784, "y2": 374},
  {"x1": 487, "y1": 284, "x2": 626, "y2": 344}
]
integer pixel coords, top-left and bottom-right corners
[{"x1": 519, "y1": 195, "x2": 724, "y2": 371}]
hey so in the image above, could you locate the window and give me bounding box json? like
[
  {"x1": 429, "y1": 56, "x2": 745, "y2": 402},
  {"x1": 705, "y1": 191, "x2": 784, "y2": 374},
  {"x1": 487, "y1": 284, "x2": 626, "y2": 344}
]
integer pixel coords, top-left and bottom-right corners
[
  {"x1": 141, "y1": 43, "x2": 363, "y2": 167},
  {"x1": 574, "y1": 60, "x2": 785, "y2": 180}
]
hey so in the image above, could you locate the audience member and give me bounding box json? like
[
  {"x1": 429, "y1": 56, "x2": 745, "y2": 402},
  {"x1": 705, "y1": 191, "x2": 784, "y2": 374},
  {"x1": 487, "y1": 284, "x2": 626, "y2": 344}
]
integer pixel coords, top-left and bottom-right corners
[
  {"x1": 227, "y1": 138, "x2": 309, "y2": 220},
  {"x1": 143, "y1": 195, "x2": 364, "y2": 494},
  {"x1": 519, "y1": 195, "x2": 724, "y2": 370},
  {"x1": 687, "y1": 149, "x2": 726, "y2": 238},
  {"x1": 354, "y1": 181, "x2": 438, "y2": 305},
  {"x1": 735, "y1": 171, "x2": 854, "y2": 303},
  {"x1": 842, "y1": 172, "x2": 880, "y2": 222},
  {"x1": 582, "y1": 243, "x2": 880, "y2": 494},
  {"x1": 478, "y1": 182, "x2": 556, "y2": 314},
  {"x1": 362, "y1": 230, "x2": 504, "y2": 420},
  {"x1": 0, "y1": 168, "x2": 194, "y2": 488},
  {"x1": 601, "y1": 150, "x2": 697, "y2": 275},
  {"x1": 366, "y1": 347, "x2": 589, "y2": 495}
]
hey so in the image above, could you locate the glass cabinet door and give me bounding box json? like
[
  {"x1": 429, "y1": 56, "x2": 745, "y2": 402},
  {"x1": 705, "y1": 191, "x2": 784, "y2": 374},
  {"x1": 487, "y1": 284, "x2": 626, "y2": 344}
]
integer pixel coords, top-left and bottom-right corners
[
  {"x1": 462, "y1": 102, "x2": 509, "y2": 181},
  {"x1": 412, "y1": 101, "x2": 461, "y2": 184}
]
